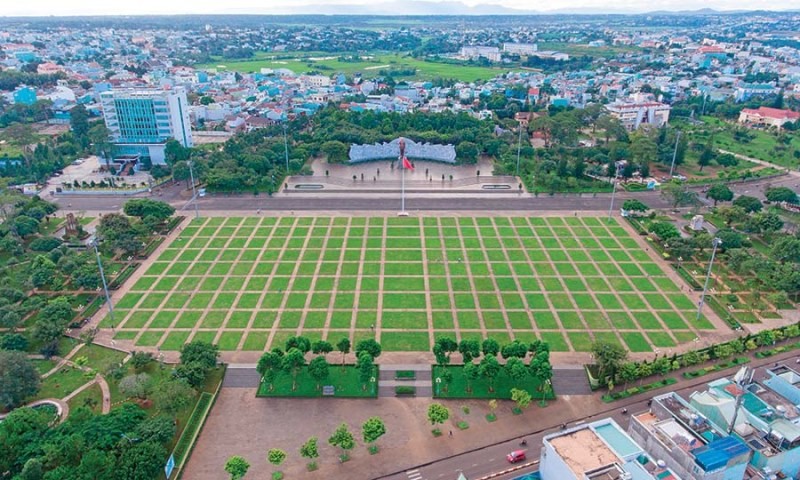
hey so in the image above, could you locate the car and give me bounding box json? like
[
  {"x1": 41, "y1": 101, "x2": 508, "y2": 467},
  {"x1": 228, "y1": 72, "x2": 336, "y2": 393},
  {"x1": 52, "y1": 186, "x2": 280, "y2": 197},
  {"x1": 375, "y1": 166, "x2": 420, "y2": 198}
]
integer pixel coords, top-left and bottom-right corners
[{"x1": 507, "y1": 450, "x2": 526, "y2": 463}]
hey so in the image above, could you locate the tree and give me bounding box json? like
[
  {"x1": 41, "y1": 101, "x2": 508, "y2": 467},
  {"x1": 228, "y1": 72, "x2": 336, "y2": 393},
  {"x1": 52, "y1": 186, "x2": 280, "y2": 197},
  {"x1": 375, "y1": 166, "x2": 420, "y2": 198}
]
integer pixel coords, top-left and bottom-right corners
[
  {"x1": 765, "y1": 186, "x2": 798, "y2": 204},
  {"x1": 328, "y1": 423, "x2": 356, "y2": 459},
  {"x1": 510, "y1": 388, "x2": 532, "y2": 411},
  {"x1": 180, "y1": 340, "x2": 219, "y2": 369},
  {"x1": 123, "y1": 199, "x2": 175, "y2": 221},
  {"x1": 257, "y1": 351, "x2": 283, "y2": 391},
  {"x1": 771, "y1": 237, "x2": 800, "y2": 264},
  {"x1": 505, "y1": 357, "x2": 528, "y2": 384},
  {"x1": 753, "y1": 212, "x2": 784, "y2": 235},
  {"x1": 530, "y1": 351, "x2": 553, "y2": 403},
  {"x1": 427, "y1": 403, "x2": 450, "y2": 428},
  {"x1": 129, "y1": 351, "x2": 154, "y2": 372},
  {"x1": 299, "y1": 437, "x2": 319, "y2": 470},
  {"x1": 649, "y1": 221, "x2": 680, "y2": 240},
  {"x1": 479, "y1": 355, "x2": 501, "y2": 392},
  {"x1": 118, "y1": 373, "x2": 153, "y2": 400},
  {"x1": 707, "y1": 184, "x2": 733, "y2": 206},
  {"x1": 70, "y1": 104, "x2": 90, "y2": 139},
  {"x1": 151, "y1": 378, "x2": 196, "y2": 418},
  {"x1": 336, "y1": 338, "x2": 351, "y2": 367},
  {"x1": 308, "y1": 356, "x2": 330, "y2": 390},
  {"x1": 481, "y1": 338, "x2": 500, "y2": 357},
  {"x1": 134, "y1": 415, "x2": 176, "y2": 444},
  {"x1": 285, "y1": 335, "x2": 311, "y2": 354},
  {"x1": 357, "y1": 352, "x2": 375, "y2": 391},
  {"x1": 19, "y1": 458, "x2": 44, "y2": 480},
  {"x1": 267, "y1": 448, "x2": 287, "y2": 478},
  {"x1": 88, "y1": 123, "x2": 114, "y2": 168},
  {"x1": 733, "y1": 195, "x2": 762, "y2": 213},
  {"x1": 500, "y1": 340, "x2": 528, "y2": 359},
  {"x1": 320, "y1": 141, "x2": 348, "y2": 163},
  {"x1": 176, "y1": 361, "x2": 210, "y2": 389},
  {"x1": 661, "y1": 182, "x2": 698, "y2": 208},
  {"x1": 0, "y1": 333, "x2": 28, "y2": 351},
  {"x1": 355, "y1": 339, "x2": 382, "y2": 359},
  {"x1": 434, "y1": 336, "x2": 458, "y2": 364},
  {"x1": 698, "y1": 144, "x2": 714, "y2": 171},
  {"x1": 362, "y1": 416, "x2": 386, "y2": 451},
  {"x1": 622, "y1": 199, "x2": 649, "y2": 214},
  {"x1": 13, "y1": 215, "x2": 39, "y2": 238},
  {"x1": 458, "y1": 339, "x2": 480, "y2": 363},
  {"x1": 281, "y1": 348, "x2": 306, "y2": 391},
  {"x1": 224, "y1": 456, "x2": 250, "y2": 480},
  {"x1": 311, "y1": 340, "x2": 333, "y2": 356},
  {"x1": 463, "y1": 362, "x2": 480, "y2": 393},
  {"x1": 0, "y1": 351, "x2": 40, "y2": 409},
  {"x1": 591, "y1": 341, "x2": 628, "y2": 386},
  {"x1": 116, "y1": 441, "x2": 167, "y2": 480},
  {"x1": 32, "y1": 296, "x2": 73, "y2": 348}
]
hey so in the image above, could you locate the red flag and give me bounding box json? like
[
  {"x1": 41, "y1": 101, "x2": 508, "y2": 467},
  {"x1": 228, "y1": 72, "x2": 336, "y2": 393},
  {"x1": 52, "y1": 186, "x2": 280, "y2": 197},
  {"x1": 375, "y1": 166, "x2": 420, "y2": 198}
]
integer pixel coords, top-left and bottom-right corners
[{"x1": 402, "y1": 156, "x2": 414, "y2": 170}]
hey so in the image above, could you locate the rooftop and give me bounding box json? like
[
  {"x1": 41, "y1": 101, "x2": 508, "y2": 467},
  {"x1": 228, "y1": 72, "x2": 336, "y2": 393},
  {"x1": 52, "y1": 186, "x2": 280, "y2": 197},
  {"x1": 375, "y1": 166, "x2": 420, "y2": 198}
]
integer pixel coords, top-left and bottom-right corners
[{"x1": 549, "y1": 427, "x2": 619, "y2": 478}]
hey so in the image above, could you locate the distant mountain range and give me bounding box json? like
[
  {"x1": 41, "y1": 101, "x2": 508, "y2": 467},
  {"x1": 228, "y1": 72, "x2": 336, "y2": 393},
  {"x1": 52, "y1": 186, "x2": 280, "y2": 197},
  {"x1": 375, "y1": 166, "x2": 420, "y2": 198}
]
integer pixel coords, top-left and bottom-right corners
[{"x1": 252, "y1": 1, "x2": 797, "y2": 16}]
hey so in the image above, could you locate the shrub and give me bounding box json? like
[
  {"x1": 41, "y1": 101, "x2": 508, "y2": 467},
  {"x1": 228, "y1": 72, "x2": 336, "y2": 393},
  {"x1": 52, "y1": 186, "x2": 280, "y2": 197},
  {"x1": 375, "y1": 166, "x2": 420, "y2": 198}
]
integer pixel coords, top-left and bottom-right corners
[
  {"x1": 457, "y1": 421, "x2": 469, "y2": 430},
  {"x1": 395, "y1": 386, "x2": 416, "y2": 395}
]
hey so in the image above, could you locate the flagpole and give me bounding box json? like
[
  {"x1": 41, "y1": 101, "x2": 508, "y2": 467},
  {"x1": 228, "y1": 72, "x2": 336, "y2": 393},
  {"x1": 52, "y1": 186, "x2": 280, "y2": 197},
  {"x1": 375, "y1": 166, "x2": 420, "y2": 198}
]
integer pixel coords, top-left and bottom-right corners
[{"x1": 401, "y1": 159, "x2": 405, "y2": 214}]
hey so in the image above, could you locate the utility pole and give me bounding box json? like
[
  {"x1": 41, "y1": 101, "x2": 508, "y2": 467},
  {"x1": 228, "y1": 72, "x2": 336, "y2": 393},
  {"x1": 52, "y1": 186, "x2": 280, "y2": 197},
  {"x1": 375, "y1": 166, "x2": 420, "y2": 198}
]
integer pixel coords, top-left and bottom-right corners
[
  {"x1": 669, "y1": 130, "x2": 682, "y2": 178},
  {"x1": 515, "y1": 120, "x2": 523, "y2": 176},
  {"x1": 697, "y1": 237, "x2": 722, "y2": 321},
  {"x1": 188, "y1": 160, "x2": 199, "y2": 219},
  {"x1": 92, "y1": 240, "x2": 114, "y2": 328},
  {"x1": 282, "y1": 122, "x2": 290, "y2": 172}
]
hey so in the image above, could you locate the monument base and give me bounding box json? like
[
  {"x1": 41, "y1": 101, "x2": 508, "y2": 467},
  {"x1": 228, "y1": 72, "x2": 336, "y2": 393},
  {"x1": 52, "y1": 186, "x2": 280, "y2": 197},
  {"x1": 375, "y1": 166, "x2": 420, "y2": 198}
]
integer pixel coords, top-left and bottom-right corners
[{"x1": 397, "y1": 211, "x2": 410, "y2": 217}]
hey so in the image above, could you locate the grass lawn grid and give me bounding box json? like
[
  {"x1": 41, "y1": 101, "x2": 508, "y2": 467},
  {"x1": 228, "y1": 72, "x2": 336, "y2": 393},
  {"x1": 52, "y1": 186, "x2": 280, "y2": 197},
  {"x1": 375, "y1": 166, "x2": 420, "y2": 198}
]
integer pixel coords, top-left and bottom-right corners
[{"x1": 112, "y1": 215, "x2": 710, "y2": 354}]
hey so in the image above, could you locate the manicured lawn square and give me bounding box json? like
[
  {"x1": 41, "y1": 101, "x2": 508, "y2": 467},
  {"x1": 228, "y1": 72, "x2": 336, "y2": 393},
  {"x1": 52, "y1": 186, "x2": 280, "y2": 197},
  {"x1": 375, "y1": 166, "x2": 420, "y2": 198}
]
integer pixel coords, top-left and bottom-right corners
[
  {"x1": 383, "y1": 276, "x2": 425, "y2": 291},
  {"x1": 588, "y1": 250, "x2": 610, "y2": 262},
  {"x1": 534, "y1": 312, "x2": 559, "y2": 329},
  {"x1": 673, "y1": 331, "x2": 697, "y2": 344},
  {"x1": 382, "y1": 332, "x2": 430, "y2": 352},
  {"x1": 619, "y1": 294, "x2": 647, "y2": 310},
  {"x1": 653, "y1": 277, "x2": 680, "y2": 292},
  {"x1": 245, "y1": 277, "x2": 268, "y2": 291},
  {"x1": 188, "y1": 293, "x2": 215, "y2": 309},
  {"x1": 236, "y1": 293, "x2": 261, "y2": 309},
  {"x1": 213, "y1": 293, "x2": 238, "y2": 309},
  {"x1": 318, "y1": 262, "x2": 339, "y2": 275},
  {"x1": 246, "y1": 238, "x2": 266, "y2": 249},
  {"x1": 560, "y1": 238, "x2": 580, "y2": 248},
  {"x1": 191, "y1": 331, "x2": 218, "y2": 345},
  {"x1": 338, "y1": 277, "x2": 358, "y2": 291},
  {"x1": 278, "y1": 311, "x2": 303, "y2": 328},
  {"x1": 430, "y1": 294, "x2": 450, "y2": 310},
  {"x1": 477, "y1": 294, "x2": 500, "y2": 310},
  {"x1": 548, "y1": 250, "x2": 569, "y2": 262},
  {"x1": 647, "y1": 332, "x2": 676, "y2": 348},
  {"x1": 640, "y1": 263, "x2": 665, "y2": 276},
  {"x1": 315, "y1": 277, "x2": 335, "y2": 291},
  {"x1": 269, "y1": 278, "x2": 290, "y2": 291},
  {"x1": 329, "y1": 311, "x2": 353, "y2": 329},
  {"x1": 360, "y1": 277, "x2": 380, "y2": 291},
  {"x1": 175, "y1": 311, "x2": 203, "y2": 328},
  {"x1": 569, "y1": 294, "x2": 595, "y2": 310},
  {"x1": 382, "y1": 311, "x2": 428, "y2": 329},
  {"x1": 585, "y1": 277, "x2": 610, "y2": 291},
  {"x1": 609, "y1": 250, "x2": 631, "y2": 262},
  {"x1": 470, "y1": 263, "x2": 490, "y2": 276},
  {"x1": 490, "y1": 263, "x2": 513, "y2": 276},
  {"x1": 618, "y1": 263, "x2": 644, "y2": 277},
  {"x1": 428, "y1": 263, "x2": 446, "y2": 276},
  {"x1": 596, "y1": 263, "x2": 621, "y2": 276},
  {"x1": 669, "y1": 295, "x2": 697, "y2": 310},
  {"x1": 146, "y1": 262, "x2": 170, "y2": 275},
  {"x1": 541, "y1": 278, "x2": 564, "y2": 292},
  {"x1": 541, "y1": 332, "x2": 569, "y2": 352},
  {"x1": 472, "y1": 277, "x2": 495, "y2": 293},
  {"x1": 382, "y1": 293, "x2": 426, "y2": 309},
  {"x1": 558, "y1": 312, "x2": 584, "y2": 329},
  {"x1": 450, "y1": 277, "x2": 471, "y2": 291},
  {"x1": 117, "y1": 293, "x2": 144, "y2": 309},
  {"x1": 123, "y1": 311, "x2": 152, "y2": 328},
  {"x1": 227, "y1": 311, "x2": 252, "y2": 328},
  {"x1": 242, "y1": 332, "x2": 269, "y2": 351},
  {"x1": 218, "y1": 331, "x2": 243, "y2": 351},
  {"x1": 694, "y1": 315, "x2": 714, "y2": 330},
  {"x1": 512, "y1": 263, "x2": 534, "y2": 277},
  {"x1": 187, "y1": 262, "x2": 212, "y2": 275},
  {"x1": 644, "y1": 294, "x2": 672, "y2": 310},
  {"x1": 607, "y1": 312, "x2": 636, "y2": 329},
  {"x1": 483, "y1": 311, "x2": 507, "y2": 330},
  {"x1": 507, "y1": 311, "x2": 532, "y2": 330},
  {"x1": 636, "y1": 312, "x2": 662, "y2": 329},
  {"x1": 562, "y1": 278, "x2": 587, "y2": 293},
  {"x1": 633, "y1": 278, "x2": 658, "y2": 292},
  {"x1": 166, "y1": 263, "x2": 191, "y2": 275},
  {"x1": 526, "y1": 293, "x2": 549, "y2": 310},
  {"x1": 139, "y1": 293, "x2": 167, "y2": 309},
  {"x1": 362, "y1": 263, "x2": 381, "y2": 275},
  {"x1": 659, "y1": 312, "x2": 688, "y2": 330},
  {"x1": 567, "y1": 250, "x2": 590, "y2": 262},
  {"x1": 501, "y1": 293, "x2": 525, "y2": 310},
  {"x1": 301, "y1": 311, "x2": 326, "y2": 329},
  {"x1": 548, "y1": 294, "x2": 573, "y2": 309},
  {"x1": 160, "y1": 331, "x2": 191, "y2": 351},
  {"x1": 575, "y1": 263, "x2": 598, "y2": 276},
  {"x1": 199, "y1": 277, "x2": 224, "y2": 291},
  {"x1": 454, "y1": 294, "x2": 476, "y2": 309},
  {"x1": 485, "y1": 331, "x2": 511, "y2": 345},
  {"x1": 157, "y1": 249, "x2": 179, "y2": 261},
  {"x1": 554, "y1": 263, "x2": 577, "y2": 276},
  {"x1": 540, "y1": 238, "x2": 560, "y2": 249},
  {"x1": 495, "y1": 277, "x2": 519, "y2": 292},
  {"x1": 432, "y1": 311, "x2": 454, "y2": 329},
  {"x1": 593, "y1": 332, "x2": 622, "y2": 348},
  {"x1": 201, "y1": 311, "x2": 227, "y2": 328},
  {"x1": 568, "y1": 332, "x2": 593, "y2": 351},
  {"x1": 599, "y1": 238, "x2": 620, "y2": 249},
  {"x1": 583, "y1": 311, "x2": 610, "y2": 329},
  {"x1": 252, "y1": 263, "x2": 274, "y2": 275},
  {"x1": 209, "y1": 262, "x2": 233, "y2": 276},
  {"x1": 114, "y1": 330, "x2": 138, "y2": 340},
  {"x1": 355, "y1": 311, "x2": 378, "y2": 329},
  {"x1": 608, "y1": 278, "x2": 634, "y2": 292},
  {"x1": 231, "y1": 263, "x2": 253, "y2": 275},
  {"x1": 533, "y1": 263, "x2": 555, "y2": 276},
  {"x1": 284, "y1": 293, "x2": 307, "y2": 309},
  {"x1": 340, "y1": 263, "x2": 360, "y2": 276},
  {"x1": 306, "y1": 292, "x2": 330, "y2": 309},
  {"x1": 149, "y1": 311, "x2": 175, "y2": 328},
  {"x1": 622, "y1": 332, "x2": 651, "y2": 352},
  {"x1": 506, "y1": 250, "x2": 528, "y2": 261},
  {"x1": 251, "y1": 312, "x2": 278, "y2": 329},
  {"x1": 457, "y1": 311, "x2": 481, "y2": 330},
  {"x1": 135, "y1": 331, "x2": 165, "y2": 347}
]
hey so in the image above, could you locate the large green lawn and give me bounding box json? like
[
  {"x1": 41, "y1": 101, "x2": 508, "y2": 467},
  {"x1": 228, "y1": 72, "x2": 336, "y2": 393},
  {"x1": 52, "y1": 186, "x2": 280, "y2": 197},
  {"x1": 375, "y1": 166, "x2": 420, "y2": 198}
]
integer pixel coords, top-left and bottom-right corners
[
  {"x1": 432, "y1": 364, "x2": 556, "y2": 400},
  {"x1": 107, "y1": 215, "x2": 715, "y2": 353},
  {"x1": 197, "y1": 52, "x2": 507, "y2": 82},
  {"x1": 256, "y1": 364, "x2": 378, "y2": 398}
]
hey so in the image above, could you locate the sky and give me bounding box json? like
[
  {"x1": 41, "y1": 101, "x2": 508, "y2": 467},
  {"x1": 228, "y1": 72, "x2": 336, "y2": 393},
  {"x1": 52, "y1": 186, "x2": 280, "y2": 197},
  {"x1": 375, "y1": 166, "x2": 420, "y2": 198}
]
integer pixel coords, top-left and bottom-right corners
[{"x1": 1, "y1": 0, "x2": 795, "y2": 16}]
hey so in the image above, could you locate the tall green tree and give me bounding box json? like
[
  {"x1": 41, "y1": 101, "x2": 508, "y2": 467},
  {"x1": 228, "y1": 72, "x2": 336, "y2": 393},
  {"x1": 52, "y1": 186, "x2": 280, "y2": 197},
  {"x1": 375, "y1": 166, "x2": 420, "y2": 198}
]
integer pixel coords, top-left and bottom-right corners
[
  {"x1": 224, "y1": 455, "x2": 250, "y2": 480},
  {"x1": 328, "y1": 423, "x2": 356, "y2": 459},
  {"x1": 0, "y1": 351, "x2": 41, "y2": 409},
  {"x1": 591, "y1": 341, "x2": 628, "y2": 386},
  {"x1": 362, "y1": 416, "x2": 387, "y2": 452},
  {"x1": 299, "y1": 437, "x2": 319, "y2": 470}
]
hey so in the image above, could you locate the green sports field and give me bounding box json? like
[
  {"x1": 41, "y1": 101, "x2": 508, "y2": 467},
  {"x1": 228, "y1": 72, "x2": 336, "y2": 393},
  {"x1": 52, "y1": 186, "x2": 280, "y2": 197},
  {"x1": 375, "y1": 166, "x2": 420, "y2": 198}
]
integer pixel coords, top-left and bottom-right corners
[{"x1": 104, "y1": 215, "x2": 715, "y2": 353}]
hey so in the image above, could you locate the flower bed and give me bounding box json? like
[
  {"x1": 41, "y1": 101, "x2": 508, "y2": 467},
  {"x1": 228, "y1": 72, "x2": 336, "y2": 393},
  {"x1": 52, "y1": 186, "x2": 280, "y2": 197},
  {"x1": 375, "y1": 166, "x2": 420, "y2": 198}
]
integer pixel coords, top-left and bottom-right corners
[
  {"x1": 601, "y1": 377, "x2": 677, "y2": 403},
  {"x1": 682, "y1": 357, "x2": 750, "y2": 379}
]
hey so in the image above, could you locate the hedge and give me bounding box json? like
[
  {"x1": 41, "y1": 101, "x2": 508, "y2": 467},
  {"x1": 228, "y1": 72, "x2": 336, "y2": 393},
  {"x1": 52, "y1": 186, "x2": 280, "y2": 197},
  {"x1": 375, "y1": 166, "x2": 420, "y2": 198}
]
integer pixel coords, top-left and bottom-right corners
[
  {"x1": 162, "y1": 216, "x2": 185, "y2": 234},
  {"x1": 672, "y1": 264, "x2": 703, "y2": 290},
  {"x1": 395, "y1": 370, "x2": 416, "y2": 380},
  {"x1": 395, "y1": 386, "x2": 416, "y2": 396},
  {"x1": 172, "y1": 392, "x2": 213, "y2": 466},
  {"x1": 601, "y1": 377, "x2": 677, "y2": 403},
  {"x1": 755, "y1": 342, "x2": 800, "y2": 359},
  {"x1": 108, "y1": 264, "x2": 138, "y2": 290},
  {"x1": 682, "y1": 357, "x2": 750, "y2": 379},
  {"x1": 705, "y1": 296, "x2": 741, "y2": 330},
  {"x1": 138, "y1": 237, "x2": 165, "y2": 259}
]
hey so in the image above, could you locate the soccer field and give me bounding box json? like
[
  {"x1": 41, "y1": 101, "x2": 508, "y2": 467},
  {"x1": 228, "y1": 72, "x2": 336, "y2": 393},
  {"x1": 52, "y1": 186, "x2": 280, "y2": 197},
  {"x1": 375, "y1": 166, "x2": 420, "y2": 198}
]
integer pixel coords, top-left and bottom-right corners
[{"x1": 105, "y1": 215, "x2": 715, "y2": 353}]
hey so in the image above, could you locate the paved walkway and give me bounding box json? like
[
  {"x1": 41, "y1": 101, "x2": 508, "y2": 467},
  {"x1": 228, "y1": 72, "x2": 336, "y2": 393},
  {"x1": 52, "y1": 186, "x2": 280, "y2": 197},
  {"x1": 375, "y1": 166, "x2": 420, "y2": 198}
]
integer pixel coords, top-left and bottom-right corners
[{"x1": 718, "y1": 149, "x2": 800, "y2": 178}]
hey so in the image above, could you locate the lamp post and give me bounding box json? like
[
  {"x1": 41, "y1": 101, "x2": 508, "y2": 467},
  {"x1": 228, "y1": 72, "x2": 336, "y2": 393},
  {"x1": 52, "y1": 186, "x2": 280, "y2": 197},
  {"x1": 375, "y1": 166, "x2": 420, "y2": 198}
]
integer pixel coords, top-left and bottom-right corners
[
  {"x1": 92, "y1": 239, "x2": 114, "y2": 328},
  {"x1": 188, "y1": 160, "x2": 199, "y2": 219},
  {"x1": 697, "y1": 237, "x2": 722, "y2": 320},
  {"x1": 668, "y1": 130, "x2": 681, "y2": 178},
  {"x1": 515, "y1": 120, "x2": 523, "y2": 177},
  {"x1": 607, "y1": 163, "x2": 622, "y2": 222},
  {"x1": 282, "y1": 122, "x2": 290, "y2": 172}
]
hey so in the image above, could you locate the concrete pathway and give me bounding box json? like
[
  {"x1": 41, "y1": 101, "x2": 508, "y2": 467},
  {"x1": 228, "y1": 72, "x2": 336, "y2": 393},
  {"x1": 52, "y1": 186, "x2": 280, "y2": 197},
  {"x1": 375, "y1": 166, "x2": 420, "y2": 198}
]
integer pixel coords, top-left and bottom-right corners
[{"x1": 718, "y1": 149, "x2": 800, "y2": 178}]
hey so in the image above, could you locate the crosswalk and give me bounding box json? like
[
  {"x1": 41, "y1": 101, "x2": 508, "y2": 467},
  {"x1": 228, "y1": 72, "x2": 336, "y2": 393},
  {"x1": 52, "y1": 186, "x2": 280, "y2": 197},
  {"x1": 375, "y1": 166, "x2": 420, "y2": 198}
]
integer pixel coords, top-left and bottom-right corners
[{"x1": 406, "y1": 468, "x2": 425, "y2": 480}]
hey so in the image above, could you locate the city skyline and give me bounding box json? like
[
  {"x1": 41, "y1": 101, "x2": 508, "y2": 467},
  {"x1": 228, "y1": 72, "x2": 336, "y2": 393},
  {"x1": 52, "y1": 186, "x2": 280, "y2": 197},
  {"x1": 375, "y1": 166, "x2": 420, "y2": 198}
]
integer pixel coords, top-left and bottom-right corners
[{"x1": 2, "y1": 0, "x2": 796, "y2": 16}]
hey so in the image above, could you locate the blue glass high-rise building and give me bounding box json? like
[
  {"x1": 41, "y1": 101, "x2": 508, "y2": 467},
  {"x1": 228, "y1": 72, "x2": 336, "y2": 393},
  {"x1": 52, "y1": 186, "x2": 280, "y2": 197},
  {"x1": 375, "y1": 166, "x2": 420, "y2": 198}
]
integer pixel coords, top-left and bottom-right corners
[{"x1": 100, "y1": 87, "x2": 192, "y2": 165}]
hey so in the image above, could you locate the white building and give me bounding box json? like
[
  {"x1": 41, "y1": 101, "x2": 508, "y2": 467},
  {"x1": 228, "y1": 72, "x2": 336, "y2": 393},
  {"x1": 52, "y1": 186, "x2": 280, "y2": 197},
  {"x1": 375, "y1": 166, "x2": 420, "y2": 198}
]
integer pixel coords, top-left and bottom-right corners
[
  {"x1": 460, "y1": 46, "x2": 501, "y2": 62},
  {"x1": 503, "y1": 43, "x2": 538, "y2": 55},
  {"x1": 100, "y1": 87, "x2": 193, "y2": 165},
  {"x1": 605, "y1": 96, "x2": 671, "y2": 131}
]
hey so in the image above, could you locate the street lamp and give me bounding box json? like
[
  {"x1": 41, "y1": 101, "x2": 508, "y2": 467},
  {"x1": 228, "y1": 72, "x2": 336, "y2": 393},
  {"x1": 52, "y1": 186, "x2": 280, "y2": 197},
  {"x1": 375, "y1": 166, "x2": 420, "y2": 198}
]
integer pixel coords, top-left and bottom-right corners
[
  {"x1": 282, "y1": 122, "x2": 290, "y2": 172},
  {"x1": 92, "y1": 239, "x2": 114, "y2": 328},
  {"x1": 188, "y1": 159, "x2": 199, "y2": 219},
  {"x1": 515, "y1": 120, "x2": 523, "y2": 177},
  {"x1": 607, "y1": 163, "x2": 622, "y2": 222},
  {"x1": 697, "y1": 237, "x2": 722, "y2": 320},
  {"x1": 668, "y1": 130, "x2": 682, "y2": 178}
]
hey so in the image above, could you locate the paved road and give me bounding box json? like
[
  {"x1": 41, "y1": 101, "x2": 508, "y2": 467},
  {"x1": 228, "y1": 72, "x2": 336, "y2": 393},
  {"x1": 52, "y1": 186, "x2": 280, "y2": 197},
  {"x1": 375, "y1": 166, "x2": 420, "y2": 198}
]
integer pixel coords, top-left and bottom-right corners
[{"x1": 551, "y1": 367, "x2": 592, "y2": 396}]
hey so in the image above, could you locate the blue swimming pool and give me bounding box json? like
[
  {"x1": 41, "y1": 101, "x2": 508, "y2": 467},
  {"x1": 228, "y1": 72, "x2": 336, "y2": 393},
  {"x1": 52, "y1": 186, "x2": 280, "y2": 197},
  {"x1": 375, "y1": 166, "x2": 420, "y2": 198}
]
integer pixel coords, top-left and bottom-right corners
[
  {"x1": 594, "y1": 422, "x2": 640, "y2": 458},
  {"x1": 512, "y1": 472, "x2": 541, "y2": 480}
]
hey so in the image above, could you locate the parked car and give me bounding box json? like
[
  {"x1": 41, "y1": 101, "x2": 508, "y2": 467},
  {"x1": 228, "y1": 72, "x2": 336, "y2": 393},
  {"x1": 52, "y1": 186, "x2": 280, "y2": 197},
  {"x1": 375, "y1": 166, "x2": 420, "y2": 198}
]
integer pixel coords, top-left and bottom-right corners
[{"x1": 507, "y1": 450, "x2": 526, "y2": 463}]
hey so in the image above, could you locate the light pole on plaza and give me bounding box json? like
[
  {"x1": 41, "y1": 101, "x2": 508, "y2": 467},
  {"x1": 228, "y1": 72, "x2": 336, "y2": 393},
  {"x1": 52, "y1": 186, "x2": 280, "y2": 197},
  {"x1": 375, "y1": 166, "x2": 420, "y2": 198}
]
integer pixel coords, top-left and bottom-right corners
[
  {"x1": 515, "y1": 120, "x2": 523, "y2": 176},
  {"x1": 188, "y1": 159, "x2": 199, "y2": 219},
  {"x1": 697, "y1": 237, "x2": 722, "y2": 321},
  {"x1": 607, "y1": 163, "x2": 622, "y2": 222},
  {"x1": 92, "y1": 239, "x2": 114, "y2": 328}
]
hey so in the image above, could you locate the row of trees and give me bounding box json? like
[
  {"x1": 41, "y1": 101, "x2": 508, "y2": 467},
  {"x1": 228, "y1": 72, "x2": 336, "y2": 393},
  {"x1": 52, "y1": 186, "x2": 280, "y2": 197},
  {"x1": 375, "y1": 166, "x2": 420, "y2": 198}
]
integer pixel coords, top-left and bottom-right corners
[{"x1": 225, "y1": 417, "x2": 387, "y2": 479}]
